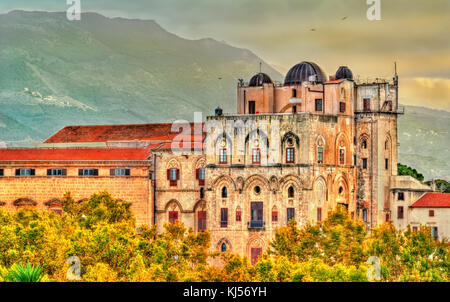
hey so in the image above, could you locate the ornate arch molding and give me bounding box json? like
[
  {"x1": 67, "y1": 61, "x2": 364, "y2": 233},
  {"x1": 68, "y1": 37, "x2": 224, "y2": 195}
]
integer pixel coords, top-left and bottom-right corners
[
  {"x1": 216, "y1": 237, "x2": 232, "y2": 250},
  {"x1": 246, "y1": 235, "x2": 266, "y2": 255},
  {"x1": 164, "y1": 199, "x2": 184, "y2": 212},
  {"x1": 211, "y1": 175, "x2": 237, "y2": 191},
  {"x1": 279, "y1": 174, "x2": 303, "y2": 191},
  {"x1": 243, "y1": 174, "x2": 270, "y2": 191},
  {"x1": 193, "y1": 200, "x2": 207, "y2": 212},
  {"x1": 282, "y1": 131, "x2": 300, "y2": 147},
  {"x1": 213, "y1": 132, "x2": 234, "y2": 149},
  {"x1": 166, "y1": 158, "x2": 181, "y2": 169},
  {"x1": 245, "y1": 129, "x2": 270, "y2": 148},
  {"x1": 315, "y1": 134, "x2": 326, "y2": 147},
  {"x1": 335, "y1": 132, "x2": 350, "y2": 148},
  {"x1": 13, "y1": 198, "x2": 37, "y2": 207},
  {"x1": 312, "y1": 176, "x2": 328, "y2": 206},
  {"x1": 195, "y1": 157, "x2": 206, "y2": 169}
]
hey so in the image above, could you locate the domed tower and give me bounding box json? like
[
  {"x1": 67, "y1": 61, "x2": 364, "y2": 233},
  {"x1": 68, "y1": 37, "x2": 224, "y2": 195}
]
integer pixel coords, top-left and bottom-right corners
[
  {"x1": 335, "y1": 66, "x2": 353, "y2": 80},
  {"x1": 248, "y1": 73, "x2": 273, "y2": 87},
  {"x1": 284, "y1": 61, "x2": 328, "y2": 85}
]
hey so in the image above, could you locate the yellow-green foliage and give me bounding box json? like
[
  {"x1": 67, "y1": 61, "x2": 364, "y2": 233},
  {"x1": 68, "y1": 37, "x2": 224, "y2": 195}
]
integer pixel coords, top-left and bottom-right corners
[{"x1": 0, "y1": 192, "x2": 448, "y2": 282}]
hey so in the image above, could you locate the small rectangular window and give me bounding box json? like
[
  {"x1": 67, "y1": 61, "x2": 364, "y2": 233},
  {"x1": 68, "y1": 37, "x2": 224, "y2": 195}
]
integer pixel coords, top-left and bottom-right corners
[
  {"x1": 78, "y1": 169, "x2": 98, "y2": 176},
  {"x1": 397, "y1": 206, "x2": 404, "y2": 219},
  {"x1": 339, "y1": 148, "x2": 345, "y2": 165},
  {"x1": 47, "y1": 168, "x2": 67, "y2": 176},
  {"x1": 362, "y1": 158, "x2": 368, "y2": 169},
  {"x1": 339, "y1": 102, "x2": 346, "y2": 113},
  {"x1": 286, "y1": 147, "x2": 295, "y2": 164},
  {"x1": 317, "y1": 147, "x2": 323, "y2": 164},
  {"x1": 197, "y1": 211, "x2": 207, "y2": 232},
  {"x1": 167, "y1": 168, "x2": 179, "y2": 186},
  {"x1": 220, "y1": 208, "x2": 228, "y2": 228},
  {"x1": 16, "y1": 168, "x2": 35, "y2": 176},
  {"x1": 315, "y1": 99, "x2": 323, "y2": 111},
  {"x1": 317, "y1": 207, "x2": 322, "y2": 222},
  {"x1": 398, "y1": 192, "x2": 404, "y2": 201},
  {"x1": 353, "y1": 155, "x2": 357, "y2": 166},
  {"x1": 431, "y1": 227, "x2": 438, "y2": 240},
  {"x1": 252, "y1": 148, "x2": 261, "y2": 164},
  {"x1": 248, "y1": 101, "x2": 256, "y2": 114},
  {"x1": 0, "y1": 169, "x2": 4, "y2": 177},
  {"x1": 363, "y1": 98, "x2": 371, "y2": 111},
  {"x1": 412, "y1": 226, "x2": 418, "y2": 232},
  {"x1": 363, "y1": 209, "x2": 368, "y2": 222},
  {"x1": 236, "y1": 210, "x2": 242, "y2": 222},
  {"x1": 272, "y1": 211, "x2": 278, "y2": 222},
  {"x1": 110, "y1": 168, "x2": 130, "y2": 176},
  {"x1": 219, "y1": 149, "x2": 227, "y2": 164},
  {"x1": 287, "y1": 208, "x2": 295, "y2": 223},
  {"x1": 385, "y1": 158, "x2": 389, "y2": 170},
  {"x1": 429, "y1": 210, "x2": 435, "y2": 217}
]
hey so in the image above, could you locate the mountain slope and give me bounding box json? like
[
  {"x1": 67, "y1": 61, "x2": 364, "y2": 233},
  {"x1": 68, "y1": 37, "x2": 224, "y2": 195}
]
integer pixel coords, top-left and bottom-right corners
[
  {"x1": 398, "y1": 105, "x2": 450, "y2": 181},
  {"x1": 0, "y1": 10, "x2": 281, "y2": 144}
]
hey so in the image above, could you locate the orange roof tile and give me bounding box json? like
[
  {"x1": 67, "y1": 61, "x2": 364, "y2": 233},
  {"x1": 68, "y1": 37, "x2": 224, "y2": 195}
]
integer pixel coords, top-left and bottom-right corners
[
  {"x1": 410, "y1": 193, "x2": 450, "y2": 208},
  {"x1": 0, "y1": 147, "x2": 154, "y2": 161},
  {"x1": 44, "y1": 123, "x2": 205, "y2": 144}
]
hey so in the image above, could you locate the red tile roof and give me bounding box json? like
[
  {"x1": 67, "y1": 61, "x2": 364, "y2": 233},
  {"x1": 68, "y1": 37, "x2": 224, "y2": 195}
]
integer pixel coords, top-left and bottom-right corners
[
  {"x1": 410, "y1": 192, "x2": 450, "y2": 208},
  {"x1": 44, "y1": 123, "x2": 205, "y2": 144},
  {"x1": 0, "y1": 147, "x2": 154, "y2": 161},
  {"x1": 325, "y1": 79, "x2": 345, "y2": 84}
]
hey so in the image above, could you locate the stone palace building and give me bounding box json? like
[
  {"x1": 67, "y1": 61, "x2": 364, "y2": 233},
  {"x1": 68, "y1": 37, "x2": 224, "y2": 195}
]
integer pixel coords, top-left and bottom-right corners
[{"x1": 0, "y1": 61, "x2": 448, "y2": 263}]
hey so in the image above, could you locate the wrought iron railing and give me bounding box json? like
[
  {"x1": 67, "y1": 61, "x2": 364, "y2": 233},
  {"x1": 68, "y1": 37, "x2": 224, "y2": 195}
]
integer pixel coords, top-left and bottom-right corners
[{"x1": 247, "y1": 220, "x2": 265, "y2": 229}]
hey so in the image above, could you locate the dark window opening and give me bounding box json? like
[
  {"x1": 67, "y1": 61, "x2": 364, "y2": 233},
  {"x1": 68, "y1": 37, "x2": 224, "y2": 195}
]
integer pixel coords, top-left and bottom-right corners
[
  {"x1": 222, "y1": 187, "x2": 228, "y2": 198},
  {"x1": 362, "y1": 140, "x2": 367, "y2": 149},
  {"x1": 363, "y1": 98, "x2": 371, "y2": 111},
  {"x1": 249, "y1": 101, "x2": 256, "y2": 114},
  {"x1": 362, "y1": 158, "x2": 368, "y2": 170},
  {"x1": 16, "y1": 168, "x2": 35, "y2": 176},
  {"x1": 220, "y1": 208, "x2": 228, "y2": 228},
  {"x1": 287, "y1": 208, "x2": 295, "y2": 223},
  {"x1": 254, "y1": 186, "x2": 261, "y2": 195},
  {"x1": 200, "y1": 188, "x2": 205, "y2": 199},
  {"x1": 429, "y1": 210, "x2": 435, "y2": 217},
  {"x1": 385, "y1": 158, "x2": 389, "y2": 170},
  {"x1": 292, "y1": 88, "x2": 297, "y2": 98},
  {"x1": 78, "y1": 169, "x2": 98, "y2": 177},
  {"x1": 47, "y1": 168, "x2": 67, "y2": 176},
  {"x1": 251, "y1": 202, "x2": 263, "y2": 222},
  {"x1": 398, "y1": 192, "x2": 404, "y2": 201},
  {"x1": 339, "y1": 102, "x2": 346, "y2": 113},
  {"x1": 315, "y1": 99, "x2": 323, "y2": 111},
  {"x1": 0, "y1": 169, "x2": 3, "y2": 177},
  {"x1": 197, "y1": 211, "x2": 206, "y2": 232},
  {"x1": 431, "y1": 227, "x2": 438, "y2": 240},
  {"x1": 221, "y1": 242, "x2": 227, "y2": 252},
  {"x1": 397, "y1": 206, "x2": 404, "y2": 219},
  {"x1": 288, "y1": 186, "x2": 294, "y2": 198}
]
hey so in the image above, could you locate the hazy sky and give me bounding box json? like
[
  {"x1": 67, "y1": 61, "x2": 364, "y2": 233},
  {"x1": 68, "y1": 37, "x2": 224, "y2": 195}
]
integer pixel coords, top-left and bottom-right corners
[{"x1": 1, "y1": 0, "x2": 449, "y2": 110}]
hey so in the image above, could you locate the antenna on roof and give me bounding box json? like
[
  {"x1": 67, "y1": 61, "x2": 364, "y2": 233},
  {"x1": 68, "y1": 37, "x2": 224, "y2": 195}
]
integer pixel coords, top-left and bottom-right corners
[
  {"x1": 259, "y1": 62, "x2": 262, "y2": 74},
  {"x1": 394, "y1": 61, "x2": 398, "y2": 76}
]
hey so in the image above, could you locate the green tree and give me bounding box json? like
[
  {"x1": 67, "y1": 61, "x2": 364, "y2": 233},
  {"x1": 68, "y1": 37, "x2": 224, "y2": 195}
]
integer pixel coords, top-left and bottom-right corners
[{"x1": 398, "y1": 163, "x2": 425, "y2": 182}]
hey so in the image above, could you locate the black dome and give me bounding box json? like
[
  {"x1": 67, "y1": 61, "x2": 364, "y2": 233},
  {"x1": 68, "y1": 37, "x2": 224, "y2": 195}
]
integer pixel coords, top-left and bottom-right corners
[
  {"x1": 284, "y1": 61, "x2": 327, "y2": 85},
  {"x1": 335, "y1": 66, "x2": 353, "y2": 80},
  {"x1": 249, "y1": 73, "x2": 273, "y2": 86}
]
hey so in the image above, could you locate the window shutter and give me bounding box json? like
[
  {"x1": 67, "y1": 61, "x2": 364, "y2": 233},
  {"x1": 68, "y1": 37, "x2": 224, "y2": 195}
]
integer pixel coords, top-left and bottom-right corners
[
  {"x1": 62, "y1": 169, "x2": 67, "y2": 176},
  {"x1": 15, "y1": 169, "x2": 20, "y2": 176},
  {"x1": 78, "y1": 169, "x2": 83, "y2": 176},
  {"x1": 30, "y1": 169, "x2": 35, "y2": 176},
  {"x1": 196, "y1": 168, "x2": 200, "y2": 180},
  {"x1": 110, "y1": 169, "x2": 115, "y2": 176},
  {"x1": 166, "y1": 169, "x2": 170, "y2": 180},
  {"x1": 93, "y1": 169, "x2": 98, "y2": 176},
  {"x1": 47, "y1": 169, "x2": 52, "y2": 176},
  {"x1": 176, "y1": 169, "x2": 180, "y2": 180},
  {"x1": 125, "y1": 169, "x2": 130, "y2": 176}
]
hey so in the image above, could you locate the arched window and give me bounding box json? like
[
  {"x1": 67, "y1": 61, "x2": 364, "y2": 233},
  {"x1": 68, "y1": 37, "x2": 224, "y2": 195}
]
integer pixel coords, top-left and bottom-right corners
[
  {"x1": 221, "y1": 242, "x2": 227, "y2": 252},
  {"x1": 292, "y1": 88, "x2": 297, "y2": 98},
  {"x1": 222, "y1": 186, "x2": 228, "y2": 198},
  {"x1": 288, "y1": 186, "x2": 294, "y2": 198},
  {"x1": 362, "y1": 140, "x2": 367, "y2": 149}
]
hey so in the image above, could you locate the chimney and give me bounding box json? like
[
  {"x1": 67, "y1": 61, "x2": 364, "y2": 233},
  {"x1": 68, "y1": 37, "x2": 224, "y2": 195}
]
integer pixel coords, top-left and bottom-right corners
[{"x1": 431, "y1": 179, "x2": 436, "y2": 192}]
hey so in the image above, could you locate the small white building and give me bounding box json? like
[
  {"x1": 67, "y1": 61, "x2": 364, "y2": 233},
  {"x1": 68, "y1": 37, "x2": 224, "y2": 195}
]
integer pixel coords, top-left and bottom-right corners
[{"x1": 408, "y1": 192, "x2": 450, "y2": 240}]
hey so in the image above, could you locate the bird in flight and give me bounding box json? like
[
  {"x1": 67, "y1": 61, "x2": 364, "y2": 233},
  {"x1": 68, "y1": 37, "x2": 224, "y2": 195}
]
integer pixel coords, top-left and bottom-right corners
[
  {"x1": 310, "y1": 28, "x2": 316, "y2": 32},
  {"x1": 341, "y1": 16, "x2": 348, "y2": 20}
]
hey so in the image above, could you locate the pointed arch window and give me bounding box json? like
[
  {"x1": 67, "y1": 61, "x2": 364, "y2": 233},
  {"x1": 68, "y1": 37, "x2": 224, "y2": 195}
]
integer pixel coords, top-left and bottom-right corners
[
  {"x1": 221, "y1": 242, "x2": 227, "y2": 252},
  {"x1": 288, "y1": 186, "x2": 295, "y2": 198},
  {"x1": 221, "y1": 186, "x2": 228, "y2": 198},
  {"x1": 317, "y1": 147, "x2": 324, "y2": 164}
]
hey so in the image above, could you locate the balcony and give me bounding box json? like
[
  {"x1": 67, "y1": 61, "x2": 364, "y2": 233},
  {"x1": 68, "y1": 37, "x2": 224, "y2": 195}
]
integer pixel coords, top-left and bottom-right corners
[{"x1": 247, "y1": 220, "x2": 265, "y2": 230}]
